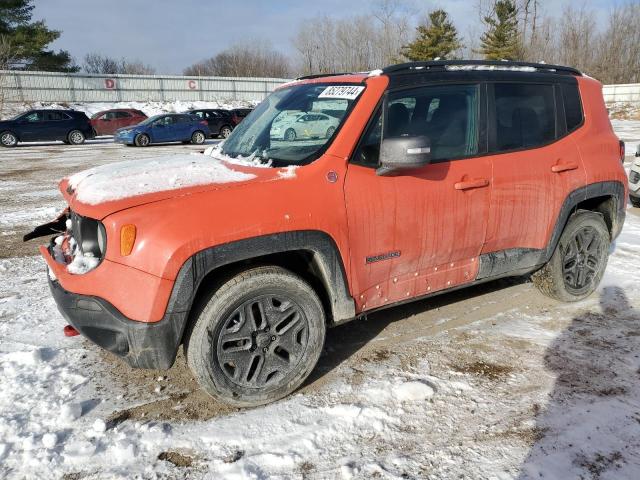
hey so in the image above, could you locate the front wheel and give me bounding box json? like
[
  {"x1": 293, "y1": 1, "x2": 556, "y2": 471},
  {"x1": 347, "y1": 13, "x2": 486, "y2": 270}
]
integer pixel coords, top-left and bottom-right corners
[
  {"x1": 68, "y1": 130, "x2": 85, "y2": 145},
  {"x1": 191, "y1": 130, "x2": 206, "y2": 144},
  {"x1": 284, "y1": 128, "x2": 296, "y2": 141},
  {"x1": 134, "y1": 133, "x2": 150, "y2": 147},
  {"x1": 532, "y1": 211, "x2": 610, "y2": 302},
  {"x1": 1, "y1": 131, "x2": 18, "y2": 147},
  {"x1": 185, "y1": 266, "x2": 326, "y2": 407}
]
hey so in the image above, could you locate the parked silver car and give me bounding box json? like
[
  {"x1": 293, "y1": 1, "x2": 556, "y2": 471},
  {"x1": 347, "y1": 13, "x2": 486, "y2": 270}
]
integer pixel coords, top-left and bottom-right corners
[{"x1": 270, "y1": 112, "x2": 339, "y2": 141}]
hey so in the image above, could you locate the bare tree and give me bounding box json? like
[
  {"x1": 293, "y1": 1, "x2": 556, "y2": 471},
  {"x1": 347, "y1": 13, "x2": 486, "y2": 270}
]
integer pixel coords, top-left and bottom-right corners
[
  {"x1": 293, "y1": 1, "x2": 413, "y2": 76},
  {"x1": 184, "y1": 42, "x2": 290, "y2": 78},
  {"x1": 0, "y1": 36, "x2": 16, "y2": 116},
  {"x1": 83, "y1": 53, "x2": 156, "y2": 75}
]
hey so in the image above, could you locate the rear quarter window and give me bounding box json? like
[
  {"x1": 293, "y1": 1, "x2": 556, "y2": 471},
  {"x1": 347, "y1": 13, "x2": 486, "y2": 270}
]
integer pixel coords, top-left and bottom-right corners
[{"x1": 561, "y1": 83, "x2": 583, "y2": 132}]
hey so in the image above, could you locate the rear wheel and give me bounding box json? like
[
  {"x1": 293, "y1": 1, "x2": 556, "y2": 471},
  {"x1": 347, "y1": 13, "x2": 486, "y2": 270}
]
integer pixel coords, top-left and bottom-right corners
[
  {"x1": 191, "y1": 130, "x2": 206, "y2": 144},
  {"x1": 185, "y1": 266, "x2": 326, "y2": 407},
  {"x1": 532, "y1": 211, "x2": 610, "y2": 302},
  {"x1": 284, "y1": 128, "x2": 296, "y2": 141},
  {"x1": 134, "y1": 133, "x2": 150, "y2": 147},
  {"x1": 219, "y1": 125, "x2": 232, "y2": 138},
  {"x1": 67, "y1": 130, "x2": 85, "y2": 145},
  {"x1": 1, "y1": 131, "x2": 18, "y2": 147},
  {"x1": 631, "y1": 196, "x2": 640, "y2": 208},
  {"x1": 325, "y1": 126, "x2": 336, "y2": 138}
]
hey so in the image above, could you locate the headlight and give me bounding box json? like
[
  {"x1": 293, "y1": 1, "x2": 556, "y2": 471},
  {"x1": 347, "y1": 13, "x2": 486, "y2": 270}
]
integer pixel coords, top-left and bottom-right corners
[{"x1": 97, "y1": 222, "x2": 107, "y2": 256}]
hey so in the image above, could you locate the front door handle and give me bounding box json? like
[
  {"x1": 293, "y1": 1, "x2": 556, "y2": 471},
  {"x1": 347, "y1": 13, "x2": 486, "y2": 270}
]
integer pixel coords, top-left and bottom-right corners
[
  {"x1": 454, "y1": 178, "x2": 490, "y2": 191},
  {"x1": 551, "y1": 162, "x2": 579, "y2": 173}
]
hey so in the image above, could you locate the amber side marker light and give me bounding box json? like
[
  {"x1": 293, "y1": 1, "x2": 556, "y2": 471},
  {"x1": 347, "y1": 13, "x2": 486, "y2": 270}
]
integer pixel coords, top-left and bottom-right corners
[{"x1": 120, "y1": 224, "x2": 137, "y2": 256}]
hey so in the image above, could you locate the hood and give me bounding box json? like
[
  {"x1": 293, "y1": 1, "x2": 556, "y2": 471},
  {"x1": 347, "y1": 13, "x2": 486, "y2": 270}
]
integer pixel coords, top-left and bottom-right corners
[{"x1": 61, "y1": 153, "x2": 293, "y2": 219}]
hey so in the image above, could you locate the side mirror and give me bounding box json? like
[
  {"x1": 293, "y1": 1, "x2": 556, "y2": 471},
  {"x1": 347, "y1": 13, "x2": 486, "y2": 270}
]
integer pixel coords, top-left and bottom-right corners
[{"x1": 376, "y1": 136, "x2": 431, "y2": 176}]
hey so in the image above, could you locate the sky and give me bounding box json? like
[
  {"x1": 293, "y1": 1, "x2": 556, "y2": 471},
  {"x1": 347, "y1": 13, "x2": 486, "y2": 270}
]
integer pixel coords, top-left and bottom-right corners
[{"x1": 32, "y1": 0, "x2": 625, "y2": 75}]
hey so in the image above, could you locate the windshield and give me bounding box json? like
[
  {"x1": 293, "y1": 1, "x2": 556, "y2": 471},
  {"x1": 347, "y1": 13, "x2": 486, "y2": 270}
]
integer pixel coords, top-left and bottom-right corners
[
  {"x1": 138, "y1": 114, "x2": 163, "y2": 126},
  {"x1": 221, "y1": 83, "x2": 365, "y2": 166}
]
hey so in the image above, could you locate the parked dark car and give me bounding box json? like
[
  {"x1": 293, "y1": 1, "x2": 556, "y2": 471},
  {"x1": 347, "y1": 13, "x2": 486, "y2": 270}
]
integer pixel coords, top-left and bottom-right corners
[
  {"x1": 230, "y1": 108, "x2": 253, "y2": 126},
  {"x1": 185, "y1": 109, "x2": 237, "y2": 138},
  {"x1": 114, "y1": 113, "x2": 211, "y2": 146},
  {"x1": 0, "y1": 109, "x2": 95, "y2": 147},
  {"x1": 90, "y1": 109, "x2": 147, "y2": 136}
]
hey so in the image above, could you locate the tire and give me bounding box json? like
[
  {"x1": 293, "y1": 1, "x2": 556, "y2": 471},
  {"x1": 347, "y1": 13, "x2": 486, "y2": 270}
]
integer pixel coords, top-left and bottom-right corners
[
  {"x1": 284, "y1": 128, "x2": 296, "y2": 141},
  {"x1": 631, "y1": 196, "x2": 640, "y2": 208},
  {"x1": 67, "y1": 130, "x2": 85, "y2": 145},
  {"x1": 191, "y1": 130, "x2": 206, "y2": 145},
  {"x1": 1, "y1": 131, "x2": 18, "y2": 147},
  {"x1": 134, "y1": 133, "x2": 150, "y2": 147},
  {"x1": 219, "y1": 125, "x2": 233, "y2": 139},
  {"x1": 325, "y1": 126, "x2": 336, "y2": 138},
  {"x1": 532, "y1": 211, "x2": 610, "y2": 302},
  {"x1": 185, "y1": 266, "x2": 326, "y2": 407}
]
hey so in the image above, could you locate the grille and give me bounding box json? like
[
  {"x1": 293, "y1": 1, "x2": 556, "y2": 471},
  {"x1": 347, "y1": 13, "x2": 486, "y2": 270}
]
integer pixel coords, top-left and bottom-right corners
[{"x1": 630, "y1": 170, "x2": 640, "y2": 184}]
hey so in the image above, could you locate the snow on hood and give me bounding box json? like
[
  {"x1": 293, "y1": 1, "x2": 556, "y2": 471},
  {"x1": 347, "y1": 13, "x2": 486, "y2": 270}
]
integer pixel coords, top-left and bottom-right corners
[{"x1": 66, "y1": 153, "x2": 255, "y2": 205}]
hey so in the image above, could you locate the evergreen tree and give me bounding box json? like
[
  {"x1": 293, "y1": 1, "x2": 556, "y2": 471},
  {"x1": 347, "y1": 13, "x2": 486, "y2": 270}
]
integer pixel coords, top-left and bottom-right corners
[
  {"x1": 0, "y1": 0, "x2": 77, "y2": 71},
  {"x1": 402, "y1": 9, "x2": 462, "y2": 61},
  {"x1": 479, "y1": 0, "x2": 521, "y2": 60}
]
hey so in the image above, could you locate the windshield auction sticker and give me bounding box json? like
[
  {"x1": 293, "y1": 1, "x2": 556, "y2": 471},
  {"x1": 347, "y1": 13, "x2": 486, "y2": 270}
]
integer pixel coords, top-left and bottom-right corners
[{"x1": 318, "y1": 86, "x2": 365, "y2": 100}]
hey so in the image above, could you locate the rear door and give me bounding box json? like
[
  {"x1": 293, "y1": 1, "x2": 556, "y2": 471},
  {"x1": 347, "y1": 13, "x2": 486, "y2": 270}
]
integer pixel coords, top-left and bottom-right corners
[
  {"x1": 344, "y1": 83, "x2": 492, "y2": 312},
  {"x1": 483, "y1": 82, "x2": 585, "y2": 258},
  {"x1": 42, "y1": 111, "x2": 69, "y2": 140},
  {"x1": 113, "y1": 111, "x2": 133, "y2": 132}
]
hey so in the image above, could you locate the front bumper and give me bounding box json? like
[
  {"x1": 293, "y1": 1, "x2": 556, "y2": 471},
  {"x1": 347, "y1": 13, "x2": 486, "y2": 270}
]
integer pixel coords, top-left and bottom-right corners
[
  {"x1": 49, "y1": 276, "x2": 184, "y2": 369},
  {"x1": 114, "y1": 132, "x2": 136, "y2": 144}
]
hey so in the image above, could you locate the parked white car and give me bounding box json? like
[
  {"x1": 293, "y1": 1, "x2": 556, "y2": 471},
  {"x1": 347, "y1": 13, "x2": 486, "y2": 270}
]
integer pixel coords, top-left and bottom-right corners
[
  {"x1": 271, "y1": 112, "x2": 339, "y2": 141},
  {"x1": 630, "y1": 144, "x2": 640, "y2": 207}
]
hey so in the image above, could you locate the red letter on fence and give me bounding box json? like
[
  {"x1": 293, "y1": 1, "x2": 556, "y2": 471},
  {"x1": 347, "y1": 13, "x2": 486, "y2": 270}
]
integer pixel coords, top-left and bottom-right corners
[
  {"x1": 188, "y1": 80, "x2": 197, "y2": 90},
  {"x1": 105, "y1": 78, "x2": 116, "y2": 89}
]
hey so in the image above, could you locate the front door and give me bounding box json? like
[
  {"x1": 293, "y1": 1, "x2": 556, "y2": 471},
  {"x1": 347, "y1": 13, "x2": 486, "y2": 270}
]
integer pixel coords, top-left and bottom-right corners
[
  {"x1": 151, "y1": 115, "x2": 174, "y2": 142},
  {"x1": 344, "y1": 83, "x2": 492, "y2": 312}
]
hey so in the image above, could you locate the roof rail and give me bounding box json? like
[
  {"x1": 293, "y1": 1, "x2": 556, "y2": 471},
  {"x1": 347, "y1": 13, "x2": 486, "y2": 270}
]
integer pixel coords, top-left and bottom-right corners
[
  {"x1": 382, "y1": 60, "x2": 581, "y2": 76},
  {"x1": 295, "y1": 72, "x2": 354, "y2": 80}
]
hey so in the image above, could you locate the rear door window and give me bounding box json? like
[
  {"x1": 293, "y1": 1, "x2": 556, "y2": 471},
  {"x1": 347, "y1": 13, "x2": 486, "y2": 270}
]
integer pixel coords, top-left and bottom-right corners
[{"x1": 492, "y1": 83, "x2": 556, "y2": 151}]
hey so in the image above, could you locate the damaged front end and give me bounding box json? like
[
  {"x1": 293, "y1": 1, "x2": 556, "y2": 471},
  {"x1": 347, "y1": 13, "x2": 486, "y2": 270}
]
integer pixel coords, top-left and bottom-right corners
[{"x1": 25, "y1": 209, "x2": 107, "y2": 276}]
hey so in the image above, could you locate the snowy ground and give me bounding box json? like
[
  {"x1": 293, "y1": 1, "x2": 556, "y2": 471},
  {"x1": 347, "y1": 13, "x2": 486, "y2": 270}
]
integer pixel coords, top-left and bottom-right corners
[{"x1": 1, "y1": 122, "x2": 640, "y2": 479}]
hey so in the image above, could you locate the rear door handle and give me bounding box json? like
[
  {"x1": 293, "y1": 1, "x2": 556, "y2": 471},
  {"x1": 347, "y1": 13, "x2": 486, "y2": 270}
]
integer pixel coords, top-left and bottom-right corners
[
  {"x1": 454, "y1": 178, "x2": 490, "y2": 190},
  {"x1": 551, "y1": 162, "x2": 579, "y2": 173}
]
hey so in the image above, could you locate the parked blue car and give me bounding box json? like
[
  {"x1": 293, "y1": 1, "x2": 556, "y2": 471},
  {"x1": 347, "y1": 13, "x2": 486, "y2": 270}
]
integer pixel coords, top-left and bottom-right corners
[{"x1": 114, "y1": 113, "x2": 211, "y2": 146}]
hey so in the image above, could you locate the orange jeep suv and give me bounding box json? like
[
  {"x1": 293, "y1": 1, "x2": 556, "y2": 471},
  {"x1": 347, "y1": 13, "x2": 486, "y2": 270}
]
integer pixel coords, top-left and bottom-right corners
[{"x1": 30, "y1": 61, "x2": 627, "y2": 406}]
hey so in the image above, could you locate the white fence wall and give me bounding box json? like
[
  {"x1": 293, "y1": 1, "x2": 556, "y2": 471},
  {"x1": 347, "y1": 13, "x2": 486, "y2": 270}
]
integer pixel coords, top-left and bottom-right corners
[
  {"x1": 602, "y1": 83, "x2": 640, "y2": 106},
  {"x1": 1, "y1": 70, "x2": 638, "y2": 106},
  {"x1": 0, "y1": 70, "x2": 291, "y2": 104}
]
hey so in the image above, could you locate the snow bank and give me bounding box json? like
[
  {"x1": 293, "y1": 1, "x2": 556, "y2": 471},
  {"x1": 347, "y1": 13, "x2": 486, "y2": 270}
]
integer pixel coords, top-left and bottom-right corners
[{"x1": 67, "y1": 153, "x2": 255, "y2": 205}]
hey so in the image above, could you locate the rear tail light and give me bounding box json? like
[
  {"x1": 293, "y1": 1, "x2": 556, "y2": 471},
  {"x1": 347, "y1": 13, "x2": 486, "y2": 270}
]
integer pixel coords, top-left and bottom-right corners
[{"x1": 619, "y1": 140, "x2": 625, "y2": 163}]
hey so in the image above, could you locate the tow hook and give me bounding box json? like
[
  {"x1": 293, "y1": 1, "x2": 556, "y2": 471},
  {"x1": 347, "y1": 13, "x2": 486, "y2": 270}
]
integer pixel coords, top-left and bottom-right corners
[{"x1": 63, "y1": 325, "x2": 80, "y2": 337}]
